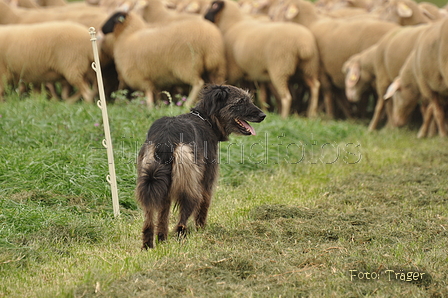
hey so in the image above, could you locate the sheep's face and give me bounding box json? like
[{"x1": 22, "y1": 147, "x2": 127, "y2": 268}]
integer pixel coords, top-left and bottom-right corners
[
  {"x1": 204, "y1": 1, "x2": 225, "y2": 24},
  {"x1": 193, "y1": 85, "x2": 266, "y2": 138},
  {"x1": 101, "y1": 12, "x2": 128, "y2": 35},
  {"x1": 390, "y1": 79, "x2": 419, "y2": 127},
  {"x1": 343, "y1": 60, "x2": 372, "y2": 103}
]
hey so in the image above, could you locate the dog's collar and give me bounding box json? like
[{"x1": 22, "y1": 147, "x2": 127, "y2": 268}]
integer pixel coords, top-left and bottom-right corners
[{"x1": 190, "y1": 110, "x2": 212, "y2": 127}]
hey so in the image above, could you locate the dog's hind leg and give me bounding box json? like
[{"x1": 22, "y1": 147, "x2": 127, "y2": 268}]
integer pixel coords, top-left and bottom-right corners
[
  {"x1": 176, "y1": 193, "x2": 200, "y2": 238},
  {"x1": 195, "y1": 190, "x2": 211, "y2": 229},
  {"x1": 156, "y1": 198, "x2": 171, "y2": 243},
  {"x1": 142, "y1": 208, "x2": 155, "y2": 250}
]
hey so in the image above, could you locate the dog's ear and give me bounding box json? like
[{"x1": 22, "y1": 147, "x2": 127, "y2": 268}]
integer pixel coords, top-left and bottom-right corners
[{"x1": 200, "y1": 85, "x2": 229, "y2": 117}]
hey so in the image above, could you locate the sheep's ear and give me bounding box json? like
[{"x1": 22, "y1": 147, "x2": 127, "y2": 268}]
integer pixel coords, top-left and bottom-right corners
[
  {"x1": 346, "y1": 0, "x2": 356, "y2": 7},
  {"x1": 344, "y1": 62, "x2": 360, "y2": 88},
  {"x1": 118, "y1": 1, "x2": 133, "y2": 12},
  {"x1": 420, "y1": 7, "x2": 436, "y2": 20},
  {"x1": 133, "y1": 0, "x2": 148, "y2": 11},
  {"x1": 397, "y1": 2, "x2": 413, "y2": 17},
  {"x1": 285, "y1": 4, "x2": 299, "y2": 20},
  {"x1": 185, "y1": 1, "x2": 200, "y2": 13},
  {"x1": 384, "y1": 77, "x2": 401, "y2": 100},
  {"x1": 255, "y1": 0, "x2": 269, "y2": 9}
]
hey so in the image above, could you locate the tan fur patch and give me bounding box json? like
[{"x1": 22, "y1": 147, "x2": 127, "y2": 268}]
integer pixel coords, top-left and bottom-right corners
[
  {"x1": 170, "y1": 143, "x2": 204, "y2": 200},
  {"x1": 140, "y1": 143, "x2": 155, "y2": 170}
]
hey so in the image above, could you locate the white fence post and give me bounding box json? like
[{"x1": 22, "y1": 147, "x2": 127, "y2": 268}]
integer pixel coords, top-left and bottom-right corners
[{"x1": 89, "y1": 27, "x2": 120, "y2": 217}]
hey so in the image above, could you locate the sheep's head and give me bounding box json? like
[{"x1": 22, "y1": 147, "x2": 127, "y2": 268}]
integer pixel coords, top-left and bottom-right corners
[
  {"x1": 204, "y1": 0, "x2": 225, "y2": 24},
  {"x1": 385, "y1": 77, "x2": 419, "y2": 127},
  {"x1": 101, "y1": 12, "x2": 128, "y2": 35},
  {"x1": 342, "y1": 58, "x2": 372, "y2": 103}
]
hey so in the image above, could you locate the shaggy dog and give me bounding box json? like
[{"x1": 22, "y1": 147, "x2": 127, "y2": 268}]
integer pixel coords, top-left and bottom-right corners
[{"x1": 136, "y1": 84, "x2": 266, "y2": 249}]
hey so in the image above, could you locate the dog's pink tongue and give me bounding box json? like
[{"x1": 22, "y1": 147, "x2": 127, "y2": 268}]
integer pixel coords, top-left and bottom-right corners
[{"x1": 240, "y1": 120, "x2": 256, "y2": 135}]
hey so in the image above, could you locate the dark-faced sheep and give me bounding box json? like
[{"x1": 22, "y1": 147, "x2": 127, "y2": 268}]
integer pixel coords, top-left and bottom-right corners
[
  {"x1": 101, "y1": 11, "x2": 226, "y2": 107},
  {"x1": 205, "y1": 0, "x2": 320, "y2": 118}
]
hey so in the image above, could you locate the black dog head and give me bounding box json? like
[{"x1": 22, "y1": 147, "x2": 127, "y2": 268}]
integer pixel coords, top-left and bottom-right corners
[{"x1": 193, "y1": 85, "x2": 266, "y2": 139}]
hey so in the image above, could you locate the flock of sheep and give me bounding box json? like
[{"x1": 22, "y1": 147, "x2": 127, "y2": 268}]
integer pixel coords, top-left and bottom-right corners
[{"x1": 1, "y1": 0, "x2": 448, "y2": 136}]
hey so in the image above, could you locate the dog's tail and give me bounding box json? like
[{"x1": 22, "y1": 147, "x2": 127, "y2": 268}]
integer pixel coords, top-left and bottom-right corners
[
  {"x1": 136, "y1": 144, "x2": 172, "y2": 209},
  {"x1": 136, "y1": 142, "x2": 205, "y2": 209}
]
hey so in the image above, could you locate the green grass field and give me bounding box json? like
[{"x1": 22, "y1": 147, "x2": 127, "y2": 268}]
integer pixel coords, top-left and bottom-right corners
[{"x1": 1, "y1": 93, "x2": 447, "y2": 297}]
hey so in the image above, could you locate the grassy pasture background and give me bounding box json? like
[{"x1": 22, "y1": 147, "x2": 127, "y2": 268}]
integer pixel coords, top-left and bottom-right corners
[
  {"x1": 1, "y1": 91, "x2": 447, "y2": 297},
  {"x1": 1, "y1": 0, "x2": 448, "y2": 296}
]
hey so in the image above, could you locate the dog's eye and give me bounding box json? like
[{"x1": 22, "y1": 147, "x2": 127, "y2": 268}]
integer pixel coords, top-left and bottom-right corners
[{"x1": 236, "y1": 98, "x2": 245, "y2": 105}]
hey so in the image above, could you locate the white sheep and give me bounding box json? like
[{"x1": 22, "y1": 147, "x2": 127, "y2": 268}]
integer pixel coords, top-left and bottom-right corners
[
  {"x1": 132, "y1": 0, "x2": 201, "y2": 24},
  {"x1": 270, "y1": 0, "x2": 398, "y2": 118},
  {"x1": 377, "y1": 0, "x2": 435, "y2": 26},
  {"x1": 36, "y1": 0, "x2": 67, "y2": 6},
  {"x1": 175, "y1": 0, "x2": 211, "y2": 14},
  {"x1": 0, "y1": 1, "x2": 119, "y2": 99},
  {"x1": 385, "y1": 19, "x2": 448, "y2": 137},
  {"x1": 101, "y1": 11, "x2": 226, "y2": 107},
  {"x1": 7, "y1": 0, "x2": 40, "y2": 8},
  {"x1": 205, "y1": 0, "x2": 320, "y2": 118},
  {"x1": 342, "y1": 24, "x2": 429, "y2": 131},
  {"x1": 0, "y1": 21, "x2": 95, "y2": 103},
  {"x1": 0, "y1": 1, "x2": 109, "y2": 27}
]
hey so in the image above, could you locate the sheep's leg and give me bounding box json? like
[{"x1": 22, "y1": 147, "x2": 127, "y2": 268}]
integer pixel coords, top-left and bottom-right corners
[
  {"x1": 256, "y1": 82, "x2": 269, "y2": 111},
  {"x1": 267, "y1": 83, "x2": 281, "y2": 112},
  {"x1": 65, "y1": 77, "x2": 94, "y2": 104},
  {"x1": 17, "y1": 82, "x2": 26, "y2": 96},
  {"x1": 80, "y1": 82, "x2": 95, "y2": 104},
  {"x1": 145, "y1": 90, "x2": 155, "y2": 108},
  {"x1": 319, "y1": 73, "x2": 335, "y2": 118},
  {"x1": 431, "y1": 95, "x2": 447, "y2": 137},
  {"x1": 118, "y1": 80, "x2": 127, "y2": 91},
  {"x1": 65, "y1": 91, "x2": 82, "y2": 104},
  {"x1": 270, "y1": 76, "x2": 292, "y2": 118},
  {"x1": 428, "y1": 118, "x2": 438, "y2": 137},
  {"x1": 156, "y1": 199, "x2": 171, "y2": 243},
  {"x1": 142, "y1": 208, "x2": 155, "y2": 249},
  {"x1": 45, "y1": 83, "x2": 60, "y2": 100},
  {"x1": 185, "y1": 79, "x2": 204, "y2": 108},
  {"x1": 305, "y1": 77, "x2": 320, "y2": 118},
  {"x1": 417, "y1": 103, "x2": 433, "y2": 138},
  {"x1": 61, "y1": 81, "x2": 72, "y2": 100},
  {"x1": 368, "y1": 97, "x2": 385, "y2": 131}
]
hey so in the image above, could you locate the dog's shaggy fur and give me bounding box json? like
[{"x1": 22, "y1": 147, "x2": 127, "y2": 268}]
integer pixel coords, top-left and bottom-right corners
[{"x1": 136, "y1": 84, "x2": 266, "y2": 249}]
